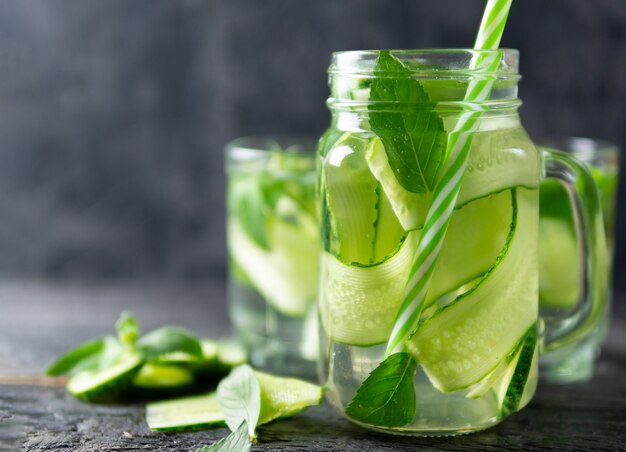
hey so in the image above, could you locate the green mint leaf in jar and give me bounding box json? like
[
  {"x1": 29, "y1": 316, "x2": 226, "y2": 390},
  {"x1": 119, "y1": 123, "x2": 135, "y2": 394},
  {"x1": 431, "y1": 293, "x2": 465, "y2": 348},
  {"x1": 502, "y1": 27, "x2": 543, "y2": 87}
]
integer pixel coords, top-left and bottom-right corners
[
  {"x1": 369, "y1": 50, "x2": 447, "y2": 194},
  {"x1": 345, "y1": 352, "x2": 417, "y2": 427}
]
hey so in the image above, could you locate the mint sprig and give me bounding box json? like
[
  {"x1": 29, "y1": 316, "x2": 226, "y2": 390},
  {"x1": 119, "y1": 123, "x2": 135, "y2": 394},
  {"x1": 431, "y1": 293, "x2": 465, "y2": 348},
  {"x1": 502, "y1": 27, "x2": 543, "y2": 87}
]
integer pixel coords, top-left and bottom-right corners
[
  {"x1": 346, "y1": 352, "x2": 417, "y2": 427},
  {"x1": 369, "y1": 50, "x2": 447, "y2": 194}
]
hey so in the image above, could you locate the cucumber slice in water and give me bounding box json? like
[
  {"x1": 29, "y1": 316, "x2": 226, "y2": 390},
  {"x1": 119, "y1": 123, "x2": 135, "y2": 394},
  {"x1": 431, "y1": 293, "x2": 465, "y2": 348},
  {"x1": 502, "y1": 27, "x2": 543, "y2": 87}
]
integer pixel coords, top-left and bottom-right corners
[
  {"x1": 498, "y1": 325, "x2": 538, "y2": 417},
  {"x1": 407, "y1": 188, "x2": 538, "y2": 392},
  {"x1": 367, "y1": 137, "x2": 538, "y2": 231},
  {"x1": 67, "y1": 353, "x2": 142, "y2": 402},
  {"x1": 321, "y1": 190, "x2": 514, "y2": 347},
  {"x1": 538, "y1": 217, "x2": 579, "y2": 309},
  {"x1": 228, "y1": 196, "x2": 318, "y2": 317},
  {"x1": 320, "y1": 231, "x2": 419, "y2": 346},
  {"x1": 146, "y1": 392, "x2": 225, "y2": 431},
  {"x1": 323, "y1": 133, "x2": 380, "y2": 264}
]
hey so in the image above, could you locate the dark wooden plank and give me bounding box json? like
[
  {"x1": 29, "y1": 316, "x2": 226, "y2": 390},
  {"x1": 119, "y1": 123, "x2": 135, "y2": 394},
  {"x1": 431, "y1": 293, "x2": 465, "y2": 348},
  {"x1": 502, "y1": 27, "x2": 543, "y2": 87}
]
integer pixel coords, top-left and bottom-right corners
[{"x1": 1, "y1": 280, "x2": 625, "y2": 451}]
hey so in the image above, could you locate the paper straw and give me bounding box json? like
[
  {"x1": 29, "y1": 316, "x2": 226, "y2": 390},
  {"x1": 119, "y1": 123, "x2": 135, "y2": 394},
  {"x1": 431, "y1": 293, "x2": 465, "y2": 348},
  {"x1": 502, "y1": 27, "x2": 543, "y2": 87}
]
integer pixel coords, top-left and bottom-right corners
[{"x1": 385, "y1": 0, "x2": 513, "y2": 356}]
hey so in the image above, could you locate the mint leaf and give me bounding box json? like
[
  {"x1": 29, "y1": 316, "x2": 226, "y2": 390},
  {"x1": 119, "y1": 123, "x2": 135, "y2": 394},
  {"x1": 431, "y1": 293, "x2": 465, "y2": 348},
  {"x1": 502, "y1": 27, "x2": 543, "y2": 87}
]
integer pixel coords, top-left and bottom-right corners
[
  {"x1": 369, "y1": 50, "x2": 447, "y2": 194},
  {"x1": 116, "y1": 311, "x2": 139, "y2": 346},
  {"x1": 346, "y1": 352, "x2": 417, "y2": 427},
  {"x1": 47, "y1": 336, "x2": 122, "y2": 376},
  {"x1": 192, "y1": 421, "x2": 251, "y2": 452},
  {"x1": 137, "y1": 327, "x2": 203, "y2": 361},
  {"x1": 231, "y1": 175, "x2": 269, "y2": 249},
  {"x1": 217, "y1": 364, "x2": 261, "y2": 441}
]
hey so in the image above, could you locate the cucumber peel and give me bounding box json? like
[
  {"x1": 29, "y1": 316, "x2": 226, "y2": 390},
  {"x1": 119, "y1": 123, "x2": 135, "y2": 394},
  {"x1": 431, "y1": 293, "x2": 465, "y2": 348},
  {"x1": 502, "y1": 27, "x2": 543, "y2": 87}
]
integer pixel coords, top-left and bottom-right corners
[
  {"x1": 67, "y1": 353, "x2": 142, "y2": 402},
  {"x1": 407, "y1": 188, "x2": 538, "y2": 392}
]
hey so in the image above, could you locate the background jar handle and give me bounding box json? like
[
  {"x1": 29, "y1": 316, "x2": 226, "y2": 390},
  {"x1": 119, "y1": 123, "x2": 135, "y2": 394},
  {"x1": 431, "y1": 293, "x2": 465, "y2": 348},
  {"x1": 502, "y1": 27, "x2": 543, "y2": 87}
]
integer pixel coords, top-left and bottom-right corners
[{"x1": 541, "y1": 148, "x2": 608, "y2": 353}]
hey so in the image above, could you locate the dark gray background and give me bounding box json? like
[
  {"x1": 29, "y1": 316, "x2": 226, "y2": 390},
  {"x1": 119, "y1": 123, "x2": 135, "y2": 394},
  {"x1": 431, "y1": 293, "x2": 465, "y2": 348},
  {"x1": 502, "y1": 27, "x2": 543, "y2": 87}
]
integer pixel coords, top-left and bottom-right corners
[{"x1": 0, "y1": 0, "x2": 624, "y2": 291}]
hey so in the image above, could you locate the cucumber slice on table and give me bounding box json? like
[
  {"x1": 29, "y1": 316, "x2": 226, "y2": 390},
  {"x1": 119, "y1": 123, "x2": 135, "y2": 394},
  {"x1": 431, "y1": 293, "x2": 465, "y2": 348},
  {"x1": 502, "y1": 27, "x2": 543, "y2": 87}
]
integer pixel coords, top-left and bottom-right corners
[
  {"x1": 146, "y1": 392, "x2": 225, "y2": 431},
  {"x1": 146, "y1": 370, "x2": 322, "y2": 432},
  {"x1": 132, "y1": 363, "x2": 194, "y2": 388},
  {"x1": 407, "y1": 188, "x2": 538, "y2": 392},
  {"x1": 67, "y1": 353, "x2": 142, "y2": 402},
  {"x1": 255, "y1": 371, "x2": 323, "y2": 425}
]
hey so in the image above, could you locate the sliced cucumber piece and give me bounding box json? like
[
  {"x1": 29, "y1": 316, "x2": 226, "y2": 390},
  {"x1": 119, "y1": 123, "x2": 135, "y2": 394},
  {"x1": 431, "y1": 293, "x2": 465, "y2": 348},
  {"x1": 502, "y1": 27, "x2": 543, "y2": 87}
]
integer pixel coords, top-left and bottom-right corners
[
  {"x1": 320, "y1": 231, "x2": 419, "y2": 346},
  {"x1": 498, "y1": 324, "x2": 538, "y2": 417},
  {"x1": 426, "y1": 189, "x2": 513, "y2": 307},
  {"x1": 367, "y1": 137, "x2": 538, "y2": 231},
  {"x1": 366, "y1": 137, "x2": 430, "y2": 231},
  {"x1": 350, "y1": 88, "x2": 370, "y2": 101},
  {"x1": 372, "y1": 184, "x2": 406, "y2": 262},
  {"x1": 146, "y1": 392, "x2": 225, "y2": 431},
  {"x1": 227, "y1": 197, "x2": 319, "y2": 317},
  {"x1": 321, "y1": 190, "x2": 514, "y2": 347},
  {"x1": 132, "y1": 363, "x2": 194, "y2": 389},
  {"x1": 255, "y1": 371, "x2": 323, "y2": 425},
  {"x1": 67, "y1": 353, "x2": 142, "y2": 402},
  {"x1": 408, "y1": 188, "x2": 538, "y2": 392},
  {"x1": 538, "y1": 217, "x2": 579, "y2": 309},
  {"x1": 217, "y1": 340, "x2": 247, "y2": 369},
  {"x1": 323, "y1": 133, "x2": 380, "y2": 264}
]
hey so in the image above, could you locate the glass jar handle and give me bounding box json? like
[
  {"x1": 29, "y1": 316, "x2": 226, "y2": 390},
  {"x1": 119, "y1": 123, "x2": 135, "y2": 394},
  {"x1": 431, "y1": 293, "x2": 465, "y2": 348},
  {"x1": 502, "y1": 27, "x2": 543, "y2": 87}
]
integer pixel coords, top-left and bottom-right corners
[{"x1": 541, "y1": 149, "x2": 608, "y2": 352}]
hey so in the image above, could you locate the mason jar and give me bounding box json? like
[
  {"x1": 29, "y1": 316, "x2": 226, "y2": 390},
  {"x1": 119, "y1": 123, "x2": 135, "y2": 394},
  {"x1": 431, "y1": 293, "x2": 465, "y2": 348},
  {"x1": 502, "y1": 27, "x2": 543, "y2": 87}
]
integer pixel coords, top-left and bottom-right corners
[{"x1": 317, "y1": 50, "x2": 607, "y2": 435}]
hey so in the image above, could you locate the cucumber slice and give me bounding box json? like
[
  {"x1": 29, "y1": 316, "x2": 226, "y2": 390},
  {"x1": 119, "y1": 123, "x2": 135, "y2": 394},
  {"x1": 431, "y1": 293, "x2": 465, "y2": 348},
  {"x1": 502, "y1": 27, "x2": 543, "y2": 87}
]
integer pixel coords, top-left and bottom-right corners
[
  {"x1": 132, "y1": 363, "x2": 194, "y2": 388},
  {"x1": 498, "y1": 325, "x2": 538, "y2": 417},
  {"x1": 67, "y1": 353, "x2": 142, "y2": 402},
  {"x1": 538, "y1": 217, "x2": 579, "y2": 309},
  {"x1": 367, "y1": 137, "x2": 538, "y2": 231},
  {"x1": 146, "y1": 370, "x2": 322, "y2": 432},
  {"x1": 320, "y1": 190, "x2": 513, "y2": 347},
  {"x1": 366, "y1": 138, "x2": 431, "y2": 231},
  {"x1": 350, "y1": 88, "x2": 370, "y2": 101},
  {"x1": 427, "y1": 189, "x2": 513, "y2": 307},
  {"x1": 323, "y1": 133, "x2": 380, "y2": 264},
  {"x1": 255, "y1": 371, "x2": 323, "y2": 425},
  {"x1": 146, "y1": 392, "x2": 225, "y2": 431},
  {"x1": 372, "y1": 184, "x2": 406, "y2": 262},
  {"x1": 320, "y1": 231, "x2": 419, "y2": 346},
  {"x1": 227, "y1": 196, "x2": 319, "y2": 317},
  {"x1": 217, "y1": 340, "x2": 247, "y2": 369},
  {"x1": 408, "y1": 188, "x2": 538, "y2": 392}
]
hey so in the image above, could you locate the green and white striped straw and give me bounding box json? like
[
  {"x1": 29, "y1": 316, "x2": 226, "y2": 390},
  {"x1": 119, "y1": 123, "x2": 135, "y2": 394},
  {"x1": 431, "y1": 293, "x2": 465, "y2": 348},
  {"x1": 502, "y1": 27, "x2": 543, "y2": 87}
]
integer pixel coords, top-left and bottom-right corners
[{"x1": 385, "y1": 0, "x2": 514, "y2": 357}]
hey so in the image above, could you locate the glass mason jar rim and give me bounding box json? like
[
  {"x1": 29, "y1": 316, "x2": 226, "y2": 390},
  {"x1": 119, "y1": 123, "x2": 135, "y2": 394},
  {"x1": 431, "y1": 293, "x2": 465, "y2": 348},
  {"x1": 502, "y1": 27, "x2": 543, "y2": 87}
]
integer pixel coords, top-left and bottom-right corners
[{"x1": 330, "y1": 49, "x2": 520, "y2": 78}]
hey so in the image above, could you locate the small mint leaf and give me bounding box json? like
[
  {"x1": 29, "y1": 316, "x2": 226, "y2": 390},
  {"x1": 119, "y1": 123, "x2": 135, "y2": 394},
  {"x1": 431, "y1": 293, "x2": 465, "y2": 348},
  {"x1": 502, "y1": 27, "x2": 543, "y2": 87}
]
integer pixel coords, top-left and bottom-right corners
[
  {"x1": 116, "y1": 311, "x2": 139, "y2": 346},
  {"x1": 191, "y1": 421, "x2": 251, "y2": 452},
  {"x1": 346, "y1": 352, "x2": 417, "y2": 427},
  {"x1": 217, "y1": 365, "x2": 261, "y2": 441},
  {"x1": 137, "y1": 327, "x2": 203, "y2": 361},
  {"x1": 369, "y1": 50, "x2": 447, "y2": 194}
]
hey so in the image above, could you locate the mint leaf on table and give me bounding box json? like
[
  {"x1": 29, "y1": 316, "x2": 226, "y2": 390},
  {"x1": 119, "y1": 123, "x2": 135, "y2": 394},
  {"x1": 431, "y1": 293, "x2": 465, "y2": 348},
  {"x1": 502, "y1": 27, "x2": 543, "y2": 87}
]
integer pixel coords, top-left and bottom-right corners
[
  {"x1": 346, "y1": 352, "x2": 418, "y2": 427},
  {"x1": 369, "y1": 50, "x2": 447, "y2": 194},
  {"x1": 192, "y1": 421, "x2": 251, "y2": 452},
  {"x1": 46, "y1": 336, "x2": 121, "y2": 377},
  {"x1": 193, "y1": 421, "x2": 251, "y2": 452},
  {"x1": 137, "y1": 327, "x2": 203, "y2": 361},
  {"x1": 217, "y1": 364, "x2": 261, "y2": 441},
  {"x1": 116, "y1": 311, "x2": 139, "y2": 346}
]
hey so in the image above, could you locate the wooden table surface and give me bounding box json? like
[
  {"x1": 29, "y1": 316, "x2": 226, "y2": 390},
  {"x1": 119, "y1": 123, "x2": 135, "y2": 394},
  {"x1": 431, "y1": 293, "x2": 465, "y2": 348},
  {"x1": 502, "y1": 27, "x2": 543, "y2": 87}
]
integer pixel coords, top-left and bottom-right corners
[{"x1": 1, "y1": 279, "x2": 625, "y2": 451}]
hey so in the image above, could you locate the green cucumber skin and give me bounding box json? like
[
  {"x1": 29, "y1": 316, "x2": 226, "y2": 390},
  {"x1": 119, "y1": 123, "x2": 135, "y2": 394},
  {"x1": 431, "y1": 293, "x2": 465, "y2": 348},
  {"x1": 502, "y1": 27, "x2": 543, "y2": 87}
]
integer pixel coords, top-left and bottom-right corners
[
  {"x1": 68, "y1": 358, "x2": 143, "y2": 403},
  {"x1": 500, "y1": 324, "x2": 538, "y2": 417}
]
